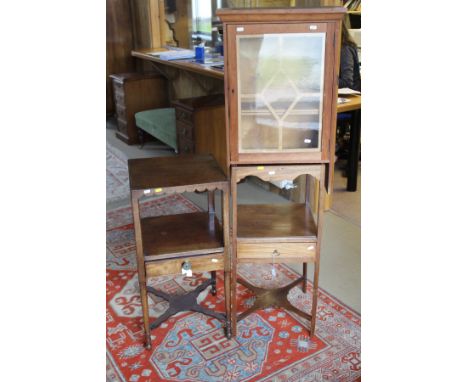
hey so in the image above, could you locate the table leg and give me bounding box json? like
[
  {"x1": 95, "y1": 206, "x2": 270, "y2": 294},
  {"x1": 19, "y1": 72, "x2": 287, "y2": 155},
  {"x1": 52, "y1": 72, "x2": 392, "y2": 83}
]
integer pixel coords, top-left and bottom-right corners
[{"x1": 347, "y1": 109, "x2": 361, "y2": 192}]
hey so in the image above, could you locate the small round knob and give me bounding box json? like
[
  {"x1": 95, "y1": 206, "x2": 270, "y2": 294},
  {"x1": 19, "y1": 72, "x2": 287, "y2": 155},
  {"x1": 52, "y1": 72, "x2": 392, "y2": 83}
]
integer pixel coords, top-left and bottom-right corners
[{"x1": 272, "y1": 250, "x2": 280, "y2": 257}]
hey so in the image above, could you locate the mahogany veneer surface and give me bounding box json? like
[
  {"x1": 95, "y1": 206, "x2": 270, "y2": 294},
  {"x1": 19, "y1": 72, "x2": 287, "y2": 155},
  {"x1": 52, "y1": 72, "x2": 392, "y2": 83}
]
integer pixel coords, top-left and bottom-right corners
[
  {"x1": 128, "y1": 155, "x2": 226, "y2": 190},
  {"x1": 237, "y1": 204, "x2": 317, "y2": 242},
  {"x1": 141, "y1": 212, "x2": 224, "y2": 259}
]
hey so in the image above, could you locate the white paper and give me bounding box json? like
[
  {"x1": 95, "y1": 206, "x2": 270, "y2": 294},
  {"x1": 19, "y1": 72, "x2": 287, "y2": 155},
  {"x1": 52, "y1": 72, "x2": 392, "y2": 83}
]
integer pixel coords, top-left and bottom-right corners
[{"x1": 338, "y1": 88, "x2": 360, "y2": 95}]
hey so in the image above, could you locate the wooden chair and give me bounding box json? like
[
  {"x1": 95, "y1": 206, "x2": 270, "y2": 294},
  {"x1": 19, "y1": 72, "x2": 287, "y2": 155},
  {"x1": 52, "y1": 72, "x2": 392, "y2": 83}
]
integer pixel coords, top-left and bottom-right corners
[
  {"x1": 128, "y1": 154, "x2": 231, "y2": 349},
  {"x1": 229, "y1": 164, "x2": 326, "y2": 338}
]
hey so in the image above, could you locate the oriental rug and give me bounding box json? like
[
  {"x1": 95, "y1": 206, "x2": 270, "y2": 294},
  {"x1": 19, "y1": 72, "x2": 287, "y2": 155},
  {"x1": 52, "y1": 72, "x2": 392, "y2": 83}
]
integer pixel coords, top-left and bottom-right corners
[
  {"x1": 107, "y1": 143, "x2": 130, "y2": 204},
  {"x1": 106, "y1": 196, "x2": 361, "y2": 382}
]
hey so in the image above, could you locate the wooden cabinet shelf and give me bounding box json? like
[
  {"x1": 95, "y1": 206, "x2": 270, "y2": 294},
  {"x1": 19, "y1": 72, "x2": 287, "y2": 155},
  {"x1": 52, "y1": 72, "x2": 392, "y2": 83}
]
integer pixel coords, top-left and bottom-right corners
[
  {"x1": 141, "y1": 212, "x2": 224, "y2": 261},
  {"x1": 237, "y1": 203, "x2": 317, "y2": 243}
]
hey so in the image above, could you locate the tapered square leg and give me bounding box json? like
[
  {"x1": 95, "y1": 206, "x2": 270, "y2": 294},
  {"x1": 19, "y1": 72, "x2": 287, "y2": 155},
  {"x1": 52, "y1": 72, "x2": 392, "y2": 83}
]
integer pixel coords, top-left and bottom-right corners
[
  {"x1": 138, "y1": 281, "x2": 152, "y2": 349},
  {"x1": 224, "y1": 270, "x2": 232, "y2": 339},
  {"x1": 302, "y1": 263, "x2": 308, "y2": 293}
]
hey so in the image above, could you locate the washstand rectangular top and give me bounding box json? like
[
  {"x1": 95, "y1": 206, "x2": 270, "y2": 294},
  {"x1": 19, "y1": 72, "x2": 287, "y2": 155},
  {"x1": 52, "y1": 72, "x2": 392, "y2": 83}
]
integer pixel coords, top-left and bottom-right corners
[{"x1": 128, "y1": 154, "x2": 227, "y2": 191}]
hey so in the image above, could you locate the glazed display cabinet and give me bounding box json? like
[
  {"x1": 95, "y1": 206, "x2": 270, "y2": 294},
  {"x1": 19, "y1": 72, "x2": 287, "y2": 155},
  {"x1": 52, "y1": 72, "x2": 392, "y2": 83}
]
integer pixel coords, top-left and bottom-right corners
[
  {"x1": 219, "y1": 7, "x2": 344, "y2": 165},
  {"x1": 218, "y1": 7, "x2": 346, "y2": 338}
]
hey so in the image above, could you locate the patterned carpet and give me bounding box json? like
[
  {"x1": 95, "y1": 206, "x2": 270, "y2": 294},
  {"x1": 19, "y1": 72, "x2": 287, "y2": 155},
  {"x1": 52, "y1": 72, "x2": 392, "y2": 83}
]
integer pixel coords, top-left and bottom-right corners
[
  {"x1": 107, "y1": 143, "x2": 130, "y2": 204},
  {"x1": 106, "y1": 196, "x2": 361, "y2": 382}
]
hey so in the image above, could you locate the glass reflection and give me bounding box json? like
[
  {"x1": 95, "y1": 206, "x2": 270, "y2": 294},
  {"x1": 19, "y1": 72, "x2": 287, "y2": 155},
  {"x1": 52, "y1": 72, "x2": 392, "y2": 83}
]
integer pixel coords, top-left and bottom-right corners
[{"x1": 237, "y1": 33, "x2": 325, "y2": 152}]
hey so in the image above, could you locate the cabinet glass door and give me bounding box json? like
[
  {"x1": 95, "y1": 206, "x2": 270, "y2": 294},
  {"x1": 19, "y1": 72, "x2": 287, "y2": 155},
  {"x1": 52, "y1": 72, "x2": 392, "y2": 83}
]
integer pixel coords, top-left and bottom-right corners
[{"x1": 237, "y1": 32, "x2": 325, "y2": 153}]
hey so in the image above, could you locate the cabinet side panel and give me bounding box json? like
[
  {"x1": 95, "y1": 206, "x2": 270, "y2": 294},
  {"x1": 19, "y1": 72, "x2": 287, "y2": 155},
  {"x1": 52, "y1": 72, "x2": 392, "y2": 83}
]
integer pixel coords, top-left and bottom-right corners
[
  {"x1": 319, "y1": 21, "x2": 338, "y2": 162},
  {"x1": 226, "y1": 24, "x2": 240, "y2": 163},
  {"x1": 326, "y1": 20, "x2": 342, "y2": 201},
  {"x1": 194, "y1": 105, "x2": 229, "y2": 176}
]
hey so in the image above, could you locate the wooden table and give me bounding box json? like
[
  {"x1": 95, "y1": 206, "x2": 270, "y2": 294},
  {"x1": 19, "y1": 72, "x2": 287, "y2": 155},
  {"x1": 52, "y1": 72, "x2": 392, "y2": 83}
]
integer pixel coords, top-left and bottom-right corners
[
  {"x1": 131, "y1": 49, "x2": 224, "y2": 80},
  {"x1": 337, "y1": 95, "x2": 361, "y2": 192}
]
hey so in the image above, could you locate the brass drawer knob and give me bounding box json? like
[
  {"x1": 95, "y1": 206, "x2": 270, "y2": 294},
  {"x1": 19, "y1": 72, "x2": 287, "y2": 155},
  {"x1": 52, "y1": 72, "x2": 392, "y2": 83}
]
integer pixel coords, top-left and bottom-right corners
[{"x1": 272, "y1": 249, "x2": 280, "y2": 257}]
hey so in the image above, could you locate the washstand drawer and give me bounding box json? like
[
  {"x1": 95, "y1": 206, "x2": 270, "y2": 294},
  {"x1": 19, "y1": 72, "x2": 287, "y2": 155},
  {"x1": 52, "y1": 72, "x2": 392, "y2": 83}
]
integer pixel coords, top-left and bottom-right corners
[
  {"x1": 145, "y1": 254, "x2": 224, "y2": 277},
  {"x1": 237, "y1": 242, "x2": 316, "y2": 262}
]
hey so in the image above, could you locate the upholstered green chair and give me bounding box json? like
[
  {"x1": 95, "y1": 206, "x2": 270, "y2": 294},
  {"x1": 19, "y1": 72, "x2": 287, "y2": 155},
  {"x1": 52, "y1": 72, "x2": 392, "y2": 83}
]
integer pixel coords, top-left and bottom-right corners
[{"x1": 135, "y1": 108, "x2": 177, "y2": 152}]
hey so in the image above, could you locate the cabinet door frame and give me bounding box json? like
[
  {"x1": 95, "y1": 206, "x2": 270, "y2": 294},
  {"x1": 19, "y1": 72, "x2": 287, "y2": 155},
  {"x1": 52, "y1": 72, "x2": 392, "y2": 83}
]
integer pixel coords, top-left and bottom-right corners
[{"x1": 225, "y1": 21, "x2": 339, "y2": 165}]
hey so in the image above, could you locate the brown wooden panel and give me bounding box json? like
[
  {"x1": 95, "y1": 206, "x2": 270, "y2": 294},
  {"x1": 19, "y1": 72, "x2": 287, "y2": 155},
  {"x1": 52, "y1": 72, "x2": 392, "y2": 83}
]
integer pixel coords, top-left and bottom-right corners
[
  {"x1": 225, "y1": 24, "x2": 240, "y2": 163},
  {"x1": 172, "y1": 95, "x2": 228, "y2": 175},
  {"x1": 170, "y1": 0, "x2": 191, "y2": 48},
  {"x1": 106, "y1": 0, "x2": 135, "y2": 114},
  {"x1": 194, "y1": 104, "x2": 229, "y2": 177},
  {"x1": 326, "y1": 19, "x2": 343, "y2": 199},
  {"x1": 140, "y1": 212, "x2": 224, "y2": 259},
  {"x1": 128, "y1": 154, "x2": 227, "y2": 190},
  {"x1": 217, "y1": 7, "x2": 345, "y2": 23},
  {"x1": 145, "y1": 254, "x2": 224, "y2": 277},
  {"x1": 130, "y1": 0, "x2": 156, "y2": 49},
  {"x1": 237, "y1": 204, "x2": 317, "y2": 242},
  {"x1": 237, "y1": 242, "x2": 316, "y2": 263},
  {"x1": 233, "y1": 164, "x2": 323, "y2": 184},
  {"x1": 131, "y1": 50, "x2": 225, "y2": 80}
]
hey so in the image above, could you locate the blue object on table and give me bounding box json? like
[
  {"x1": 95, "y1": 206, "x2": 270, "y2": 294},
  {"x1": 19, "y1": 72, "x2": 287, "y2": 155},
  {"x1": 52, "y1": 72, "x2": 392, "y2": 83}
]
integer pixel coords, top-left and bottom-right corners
[{"x1": 195, "y1": 46, "x2": 205, "y2": 62}]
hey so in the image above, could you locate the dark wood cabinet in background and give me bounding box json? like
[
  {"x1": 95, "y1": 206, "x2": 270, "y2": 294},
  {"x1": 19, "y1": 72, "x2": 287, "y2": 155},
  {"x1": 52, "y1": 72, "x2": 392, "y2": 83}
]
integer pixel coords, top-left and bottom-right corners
[
  {"x1": 172, "y1": 94, "x2": 228, "y2": 175},
  {"x1": 110, "y1": 73, "x2": 169, "y2": 144}
]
